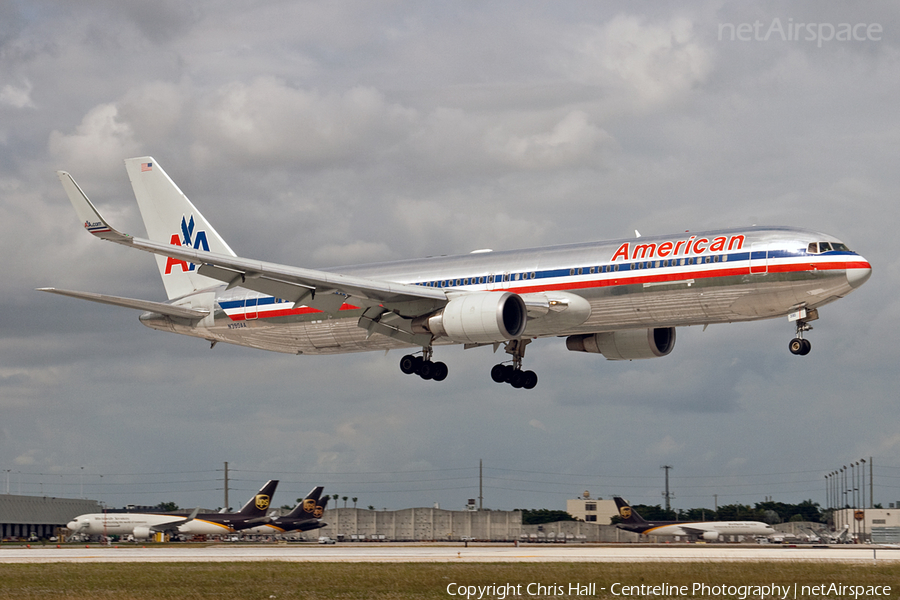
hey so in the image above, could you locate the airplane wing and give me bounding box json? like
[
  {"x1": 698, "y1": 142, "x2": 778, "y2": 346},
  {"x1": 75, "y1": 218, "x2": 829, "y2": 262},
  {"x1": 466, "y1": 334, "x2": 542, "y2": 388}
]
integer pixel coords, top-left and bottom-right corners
[
  {"x1": 151, "y1": 507, "x2": 201, "y2": 532},
  {"x1": 36, "y1": 288, "x2": 209, "y2": 320},
  {"x1": 56, "y1": 170, "x2": 448, "y2": 318}
]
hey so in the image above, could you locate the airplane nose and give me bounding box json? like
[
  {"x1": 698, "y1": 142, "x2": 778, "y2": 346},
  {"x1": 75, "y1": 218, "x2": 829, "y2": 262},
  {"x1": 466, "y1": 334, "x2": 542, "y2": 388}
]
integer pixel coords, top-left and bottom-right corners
[
  {"x1": 67, "y1": 520, "x2": 77, "y2": 530},
  {"x1": 847, "y1": 261, "x2": 872, "y2": 289}
]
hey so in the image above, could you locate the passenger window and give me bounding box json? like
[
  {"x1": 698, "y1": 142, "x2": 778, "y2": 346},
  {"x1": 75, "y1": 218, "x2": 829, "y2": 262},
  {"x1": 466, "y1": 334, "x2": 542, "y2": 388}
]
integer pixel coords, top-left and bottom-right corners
[
  {"x1": 530, "y1": 272, "x2": 536, "y2": 279},
  {"x1": 614, "y1": 264, "x2": 619, "y2": 272}
]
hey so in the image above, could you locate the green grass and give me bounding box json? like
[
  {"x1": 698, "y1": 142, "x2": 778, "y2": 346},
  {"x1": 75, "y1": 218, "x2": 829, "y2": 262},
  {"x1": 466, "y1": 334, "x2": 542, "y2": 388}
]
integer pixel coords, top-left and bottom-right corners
[{"x1": 1, "y1": 563, "x2": 899, "y2": 599}]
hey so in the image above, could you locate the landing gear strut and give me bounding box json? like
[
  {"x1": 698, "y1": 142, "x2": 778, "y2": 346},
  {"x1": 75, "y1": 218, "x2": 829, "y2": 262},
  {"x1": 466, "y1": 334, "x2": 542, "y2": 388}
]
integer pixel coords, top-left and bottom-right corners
[
  {"x1": 491, "y1": 339, "x2": 538, "y2": 389},
  {"x1": 788, "y1": 308, "x2": 817, "y2": 356},
  {"x1": 400, "y1": 347, "x2": 448, "y2": 382}
]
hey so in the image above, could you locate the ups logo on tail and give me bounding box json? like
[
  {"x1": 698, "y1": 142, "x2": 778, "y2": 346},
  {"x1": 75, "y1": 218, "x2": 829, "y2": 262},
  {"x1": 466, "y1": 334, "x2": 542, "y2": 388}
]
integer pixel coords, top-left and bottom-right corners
[
  {"x1": 619, "y1": 506, "x2": 632, "y2": 519},
  {"x1": 303, "y1": 499, "x2": 316, "y2": 513},
  {"x1": 314, "y1": 505, "x2": 324, "y2": 518},
  {"x1": 255, "y1": 495, "x2": 270, "y2": 510}
]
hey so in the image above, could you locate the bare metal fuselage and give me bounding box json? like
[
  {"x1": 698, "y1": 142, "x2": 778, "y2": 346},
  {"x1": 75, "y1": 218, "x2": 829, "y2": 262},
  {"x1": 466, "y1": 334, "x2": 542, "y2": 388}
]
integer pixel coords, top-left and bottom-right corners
[{"x1": 140, "y1": 226, "x2": 869, "y2": 355}]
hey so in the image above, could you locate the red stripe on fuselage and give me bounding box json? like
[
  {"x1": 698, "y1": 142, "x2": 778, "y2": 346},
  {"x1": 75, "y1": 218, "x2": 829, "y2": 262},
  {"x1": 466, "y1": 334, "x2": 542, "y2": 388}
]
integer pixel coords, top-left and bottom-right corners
[{"x1": 222, "y1": 259, "x2": 868, "y2": 322}]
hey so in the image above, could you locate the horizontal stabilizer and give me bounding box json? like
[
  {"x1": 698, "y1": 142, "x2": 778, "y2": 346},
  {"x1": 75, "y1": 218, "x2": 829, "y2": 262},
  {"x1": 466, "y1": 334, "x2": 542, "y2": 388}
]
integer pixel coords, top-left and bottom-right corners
[{"x1": 37, "y1": 288, "x2": 209, "y2": 320}]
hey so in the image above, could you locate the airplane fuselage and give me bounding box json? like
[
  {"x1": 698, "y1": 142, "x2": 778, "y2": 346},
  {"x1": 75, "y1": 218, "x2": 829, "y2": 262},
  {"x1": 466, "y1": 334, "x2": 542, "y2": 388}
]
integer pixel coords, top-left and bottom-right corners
[
  {"x1": 140, "y1": 226, "x2": 870, "y2": 356},
  {"x1": 67, "y1": 513, "x2": 185, "y2": 537},
  {"x1": 621, "y1": 520, "x2": 776, "y2": 539}
]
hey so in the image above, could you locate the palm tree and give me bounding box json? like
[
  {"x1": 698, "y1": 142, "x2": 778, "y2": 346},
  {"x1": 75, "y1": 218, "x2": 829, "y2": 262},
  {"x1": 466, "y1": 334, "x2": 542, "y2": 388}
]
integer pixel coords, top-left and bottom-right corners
[
  {"x1": 352, "y1": 497, "x2": 358, "y2": 508},
  {"x1": 342, "y1": 496, "x2": 348, "y2": 508}
]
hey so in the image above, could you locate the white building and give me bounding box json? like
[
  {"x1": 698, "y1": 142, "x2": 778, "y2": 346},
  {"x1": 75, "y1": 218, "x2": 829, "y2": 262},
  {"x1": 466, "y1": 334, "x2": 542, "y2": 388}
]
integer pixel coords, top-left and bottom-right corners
[{"x1": 565, "y1": 493, "x2": 617, "y2": 525}]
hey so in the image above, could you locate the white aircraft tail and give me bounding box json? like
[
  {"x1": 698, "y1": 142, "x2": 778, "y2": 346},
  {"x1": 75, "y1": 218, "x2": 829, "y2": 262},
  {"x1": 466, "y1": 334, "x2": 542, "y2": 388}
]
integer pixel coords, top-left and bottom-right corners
[{"x1": 124, "y1": 157, "x2": 236, "y2": 300}]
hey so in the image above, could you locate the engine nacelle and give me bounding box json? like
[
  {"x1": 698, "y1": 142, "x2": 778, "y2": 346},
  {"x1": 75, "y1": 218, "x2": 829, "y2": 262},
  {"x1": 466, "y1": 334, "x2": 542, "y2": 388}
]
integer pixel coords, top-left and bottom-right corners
[
  {"x1": 132, "y1": 526, "x2": 152, "y2": 539},
  {"x1": 566, "y1": 327, "x2": 676, "y2": 360},
  {"x1": 412, "y1": 292, "x2": 527, "y2": 344},
  {"x1": 701, "y1": 531, "x2": 719, "y2": 542}
]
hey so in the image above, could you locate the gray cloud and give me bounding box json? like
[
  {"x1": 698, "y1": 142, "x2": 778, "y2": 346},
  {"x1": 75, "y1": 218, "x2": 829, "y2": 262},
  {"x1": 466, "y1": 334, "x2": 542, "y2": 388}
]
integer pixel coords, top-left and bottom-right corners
[{"x1": 0, "y1": 1, "x2": 897, "y2": 511}]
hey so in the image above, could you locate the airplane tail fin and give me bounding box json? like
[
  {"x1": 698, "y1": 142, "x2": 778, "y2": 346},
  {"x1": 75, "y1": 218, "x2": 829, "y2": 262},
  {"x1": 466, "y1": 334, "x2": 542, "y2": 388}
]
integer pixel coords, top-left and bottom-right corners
[
  {"x1": 613, "y1": 497, "x2": 647, "y2": 524},
  {"x1": 237, "y1": 480, "x2": 278, "y2": 517},
  {"x1": 284, "y1": 486, "x2": 325, "y2": 519},
  {"x1": 124, "y1": 157, "x2": 236, "y2": 300},
  {"x1": 315, "y1": 496, "x2": 329, "y2": 518}
]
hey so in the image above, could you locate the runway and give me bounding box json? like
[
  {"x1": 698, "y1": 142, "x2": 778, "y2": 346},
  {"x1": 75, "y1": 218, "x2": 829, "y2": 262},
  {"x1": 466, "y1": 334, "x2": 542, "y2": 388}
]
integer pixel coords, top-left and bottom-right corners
[{"x1": 1, "y1": 543, "x2": 898, "y2": 563}]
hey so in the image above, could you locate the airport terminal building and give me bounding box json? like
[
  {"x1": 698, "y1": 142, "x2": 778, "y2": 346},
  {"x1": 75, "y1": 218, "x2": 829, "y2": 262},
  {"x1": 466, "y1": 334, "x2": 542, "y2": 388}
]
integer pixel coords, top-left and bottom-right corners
[{"x1": 0, "y1": 494, "x2": 100, "y2": 540}]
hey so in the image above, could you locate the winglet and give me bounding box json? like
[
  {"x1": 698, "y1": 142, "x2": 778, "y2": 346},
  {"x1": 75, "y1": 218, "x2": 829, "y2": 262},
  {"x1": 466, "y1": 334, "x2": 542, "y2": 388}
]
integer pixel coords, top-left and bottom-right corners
[{"x1": 56, "y1": 171, "x2": 130, "y2": 242}]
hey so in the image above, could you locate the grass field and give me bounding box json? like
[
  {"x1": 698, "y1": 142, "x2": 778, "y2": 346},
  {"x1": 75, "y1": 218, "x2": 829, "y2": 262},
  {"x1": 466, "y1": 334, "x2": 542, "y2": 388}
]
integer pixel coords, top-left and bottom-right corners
[{"x1": 1, "y1": 562, "x2": 899, "y2": 599}]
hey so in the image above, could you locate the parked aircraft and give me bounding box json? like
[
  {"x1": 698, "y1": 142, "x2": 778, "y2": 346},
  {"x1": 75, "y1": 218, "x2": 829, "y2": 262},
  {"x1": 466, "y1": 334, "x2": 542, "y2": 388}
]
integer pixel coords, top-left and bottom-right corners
[
  {"x1": 177, "y1": 479, "x2": 278, "y2": 535},
  {"x1": 67, "y1": 480, "x2": 277, "y2": 539},
  {"x1": 66, "y1": 507, "x2": 199, "y2": 540},
  {"x1": 41, "y1": 157, "x2": 872, "y2": 389},
  {"x1": 612, "y1": 496, "x2": 776, "y2": 541},
  {"x1": 242, "y1": 487, "x2": 329, "y2": 536}
]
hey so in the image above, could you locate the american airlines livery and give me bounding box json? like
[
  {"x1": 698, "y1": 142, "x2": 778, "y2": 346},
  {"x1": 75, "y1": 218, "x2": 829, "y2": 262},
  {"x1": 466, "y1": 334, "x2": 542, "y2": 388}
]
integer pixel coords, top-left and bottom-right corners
[
  {"x1": 613, "y1": 497, "x2": 776, "y2": 541},
  {"x1": 41, "y1": 157, "x2": 871, "y2": 389}
]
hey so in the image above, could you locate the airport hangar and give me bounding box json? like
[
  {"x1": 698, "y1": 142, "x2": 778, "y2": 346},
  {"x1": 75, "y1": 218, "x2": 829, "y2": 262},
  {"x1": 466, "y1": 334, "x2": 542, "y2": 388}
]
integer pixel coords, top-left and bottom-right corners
[{"x1": 0, "y1": 494, "x2": 100, "y2": 540}]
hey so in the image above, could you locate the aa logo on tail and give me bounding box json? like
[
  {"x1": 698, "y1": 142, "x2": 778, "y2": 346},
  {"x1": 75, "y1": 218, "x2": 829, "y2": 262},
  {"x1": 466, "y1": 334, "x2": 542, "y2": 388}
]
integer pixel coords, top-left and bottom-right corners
[
  {"x1": 164, "y1": 215, "x2": 210, "y2": 275},
  {"x1": 619, "y1": 506, "x2": 632, "y2": 519},
  {"x1": 255, "y1": 495, "x2": 271, "y2": 511}
]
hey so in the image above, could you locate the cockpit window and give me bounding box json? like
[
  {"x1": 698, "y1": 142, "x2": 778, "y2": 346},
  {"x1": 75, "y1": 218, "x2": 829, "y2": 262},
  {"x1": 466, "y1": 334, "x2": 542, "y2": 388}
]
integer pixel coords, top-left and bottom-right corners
[{"x1": 808, "y1": 241, "x2": 850, "y2": 254}]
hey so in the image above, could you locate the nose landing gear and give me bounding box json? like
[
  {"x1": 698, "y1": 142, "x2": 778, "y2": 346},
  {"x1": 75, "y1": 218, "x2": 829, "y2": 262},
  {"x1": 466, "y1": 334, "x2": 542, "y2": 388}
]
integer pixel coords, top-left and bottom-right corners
[
  {"x1": 788, "y1": 308, "x2": 817, "y2": 356},
  {"x1": 400, "y1": 347, "x2": 448, "y2": 381},
  {"x1": 491, "y1": 339, "x2": 538, "y2": 389}
]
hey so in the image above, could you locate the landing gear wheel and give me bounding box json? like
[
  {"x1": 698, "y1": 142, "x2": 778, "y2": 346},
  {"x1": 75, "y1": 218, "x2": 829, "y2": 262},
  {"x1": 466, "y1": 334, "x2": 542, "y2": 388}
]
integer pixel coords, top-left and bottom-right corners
[
  {"x1": 400, "y1": 354, "x2": 418, "y2": 374},
  {"x1": 521, "y1": 370, "x2": 538, "y2": 390},
  {"x1": 491, "y1": 364, "x2": 507, "y2": 383},
  {"x1": 418, "y1": 361, "x2": 434, "y2": 380},
  {"x1": 509, "y1": 370, "x2": 525, "y2": 389},
  {"x1": 789, "y1": 338, "x2": 812, "y2": 356},
  {"x1": 431, "y1": 361, "x2": 449, "y2": 381}
]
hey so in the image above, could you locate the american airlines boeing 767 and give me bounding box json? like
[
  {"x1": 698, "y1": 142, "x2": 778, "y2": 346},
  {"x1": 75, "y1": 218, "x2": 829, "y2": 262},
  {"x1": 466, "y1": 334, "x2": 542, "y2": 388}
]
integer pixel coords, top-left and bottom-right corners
[{"x1": 41, "y1": 157, "x2": 871, "y2": 389}]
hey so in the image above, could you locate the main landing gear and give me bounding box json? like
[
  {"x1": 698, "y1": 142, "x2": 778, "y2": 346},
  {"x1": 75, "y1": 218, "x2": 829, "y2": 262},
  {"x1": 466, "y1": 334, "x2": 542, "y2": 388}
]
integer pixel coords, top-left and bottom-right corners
[
  {"x1": 788, "y1": 308, "x2": 817, "y2": 356},
  {"x1": 491, "y1": 339, "x2": 538, "y2": 390},
  {"x1": 399, "y1": 347, "x2": 448, "y2": 382}
]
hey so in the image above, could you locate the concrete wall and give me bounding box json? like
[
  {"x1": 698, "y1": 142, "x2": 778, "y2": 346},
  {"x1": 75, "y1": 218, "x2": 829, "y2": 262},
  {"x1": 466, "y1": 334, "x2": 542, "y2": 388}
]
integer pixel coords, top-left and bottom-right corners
[
  {"x1": 317, "y1": 508, "x2": 523, "y2": 541},
  {"x1": 315, "y1": 508, "x2": 642, "y2": 542}
]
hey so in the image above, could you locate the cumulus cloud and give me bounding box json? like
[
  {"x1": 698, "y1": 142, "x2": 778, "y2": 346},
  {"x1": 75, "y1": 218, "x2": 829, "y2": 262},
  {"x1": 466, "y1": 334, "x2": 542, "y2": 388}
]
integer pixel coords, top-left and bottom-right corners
[
  {"x1": 48, "y1": 103, "x2": 141, "y2": 175},
  {"x1": 486, "y1": 110, "x2": 614, "y2": 169},
  {"x1": 570, "y1": 15, "x2": 713, "y2": 109},
  {"x1": 0, "y1": 80, "x2": 35, "y2": 108},
  {"x1": 190, "y1": 78, "x2": 416, "y2": 167}
]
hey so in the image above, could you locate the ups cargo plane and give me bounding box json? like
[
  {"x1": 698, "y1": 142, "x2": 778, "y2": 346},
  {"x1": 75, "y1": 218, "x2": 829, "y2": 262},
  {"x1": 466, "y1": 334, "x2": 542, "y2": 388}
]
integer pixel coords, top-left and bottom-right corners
[
  {"x1": 67, "y1": 480, "x2": 278, "y2": 539},
  {"x1": 41, "y1": 157, "x2": 872, "y2": 389}
]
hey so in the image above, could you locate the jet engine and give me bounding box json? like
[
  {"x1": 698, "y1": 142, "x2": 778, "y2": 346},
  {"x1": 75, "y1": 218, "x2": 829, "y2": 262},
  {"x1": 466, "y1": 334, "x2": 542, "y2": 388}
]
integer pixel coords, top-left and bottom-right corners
[
  {"x1": 412, "y1": 292, "x2": 527, "y2": 344},
  {"x1": 565, "y1": 327, "x2": 676, "y2": 360},
  {"x1": 701, "y1": 531, "x2": 719, "y2": 542},
  {"x1": 132, "y1": 526, "x2": 152, "y2": 539}
]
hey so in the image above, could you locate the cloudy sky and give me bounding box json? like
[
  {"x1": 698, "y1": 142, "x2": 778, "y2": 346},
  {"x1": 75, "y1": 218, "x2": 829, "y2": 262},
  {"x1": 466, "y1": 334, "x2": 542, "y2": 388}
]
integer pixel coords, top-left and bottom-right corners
[{"x1": 1, "y1": 1, "x2": 898, "y2": 513}]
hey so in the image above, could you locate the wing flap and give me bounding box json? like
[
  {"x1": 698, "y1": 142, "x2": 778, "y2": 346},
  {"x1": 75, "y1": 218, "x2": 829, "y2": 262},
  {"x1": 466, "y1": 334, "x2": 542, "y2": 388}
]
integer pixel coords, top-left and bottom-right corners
[{"x1": 37, "y1": 288, "x2": 209, "y2": 320}]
